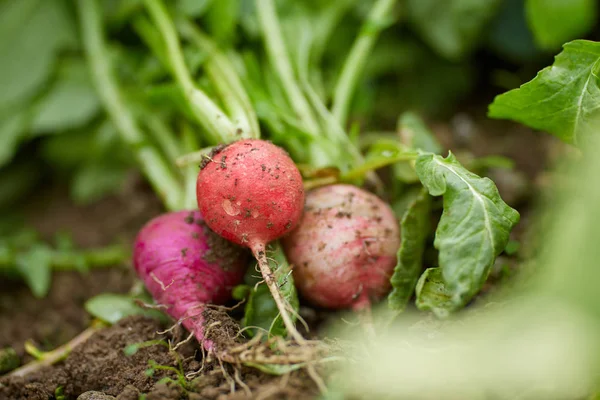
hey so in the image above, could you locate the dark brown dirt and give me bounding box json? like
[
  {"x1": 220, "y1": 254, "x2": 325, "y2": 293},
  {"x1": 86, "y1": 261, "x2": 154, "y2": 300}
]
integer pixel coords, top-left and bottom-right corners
[
  {"x1": 0, "y1": 270, "x2": 133, "y2": 359},
  {"x1": 0, "y1": 315, "x2": 318, "y2": 400}
]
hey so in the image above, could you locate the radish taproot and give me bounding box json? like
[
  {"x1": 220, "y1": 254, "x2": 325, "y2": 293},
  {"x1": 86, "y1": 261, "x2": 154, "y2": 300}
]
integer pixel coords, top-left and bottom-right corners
[
  {"x1": 133, "y1": 210, "x2": 249, "y2": 355},
  {"x1": 196, "y1": 139, "x2": 305, "y2": 342},
  {"x1": 282, "y1": 184, "x2": 400, "y2": 310}
]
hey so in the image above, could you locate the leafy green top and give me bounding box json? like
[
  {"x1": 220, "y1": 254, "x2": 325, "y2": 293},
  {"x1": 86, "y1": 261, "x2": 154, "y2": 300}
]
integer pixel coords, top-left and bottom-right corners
[
  {"x1": 416, "y1": 152, "x2": 520, "y2": 311},
  {"x1": 489, "y1": 40, "x2": 600, "y2": 146}
]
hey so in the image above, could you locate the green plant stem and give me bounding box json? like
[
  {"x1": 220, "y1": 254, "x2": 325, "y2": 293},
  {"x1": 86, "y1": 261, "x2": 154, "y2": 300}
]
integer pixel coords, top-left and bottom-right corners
[
  {"x1": 255, "y1": 0, "x2": 320, "y2": 136},
  {"x1": 141, "y1": 109, "x2": 182, "y2": 165},
  {"x1": 77, "y1": 0, "x2": 183, "y2": 211},
  {"x1": 8, "y1": 325, "x2": 102, "y2": 378},
  {"x1": 143, "y1": 0, "x2": 238, "y2": 144},
  {"x1": 331, "y1": 0, "x2": 397, "y2": 126},
  {"x1": 341, "y1": 152, "x2": 417, "y2": 181},
  {"x1": 177, "y1": 18, "x2": 260, "y2": 140},
  {"x1": 0, "y1": 244, "x2": 129, "y2": 271},
  {"x1": 181, "y1": 123, "x2": 199, "y2": 209}
]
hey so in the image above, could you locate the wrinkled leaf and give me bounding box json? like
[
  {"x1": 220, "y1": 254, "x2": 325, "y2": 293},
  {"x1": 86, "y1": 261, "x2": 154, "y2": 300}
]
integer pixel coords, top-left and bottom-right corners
[
  {"x1": 406, "y1": 0, "x2": 502, "y2": 60},
  {"x1": 388, "y1": 188, "x2": 431, "y2": 312},
  {"x1": 415, "y1": 152, "x2": 519, "y2": 312},
  {"x1": 85, "y1": 293, "x2": 165, "y2": 324},
  {"x1": 243, "y1": 242, "x2": 299, "y2": 338},
  {"x1": 15, "y1": 244, "x2": 53, "y2": 298},
  {"x1": 488, "y1": 40, "x2": 600, "y2": 146},
  {"x1": 415, "y1": 267, "x2": 455, "y2": 318},
  {"x1": 526, "y1": 0, "x2": 596, "y2": 50},
  {"x1": 0, "y1": 0, "x2": 76, "y2": 109},
  {"x1": 31, "y1": 59, "x2": 101, "y2": 133}
]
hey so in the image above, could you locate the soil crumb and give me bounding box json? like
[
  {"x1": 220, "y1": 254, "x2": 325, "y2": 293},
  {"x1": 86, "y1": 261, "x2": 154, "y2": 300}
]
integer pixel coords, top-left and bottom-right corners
[{"x1": 0, "y1": 316, "x2": 319, "y2": 400}]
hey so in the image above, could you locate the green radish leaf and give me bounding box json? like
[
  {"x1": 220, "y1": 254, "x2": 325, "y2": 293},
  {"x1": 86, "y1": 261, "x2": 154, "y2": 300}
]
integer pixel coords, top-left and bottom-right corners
[
  {"x1": 243, "y1": 242, "x2": 299, "y2": 338},
  {"x1": 406, "y1": 0, "x2": 502, "y2": 60},
  {"x1": 397, "y1": 112, "x2": 442, "y2": 154},
  {"x1": 85, "y1": 293, "x2": 166, "y2": 324},
  {"x1": 415, "y1": 152, "x2": 519, "y2": 313},
  {"x1": 0, "y1": 0, "x2": 77, "y2": 109},
  {"x1": 343, "y1": 140, "x2": 417, "y2": 182},
  {"x1": 31, "y1": 59, "x2": 101, "y2": 134},
  {"x1": 388, "y1": 188, "x2": 431, "y2": 312},
  {"x1": 488, "y1": 40, "x2": 600, "y2": 146},
  {"x1": 15, "y1": 244, "x2": 53, "y2": 298},
  {"x1": 525, "y1": 0, "x2": 597, "y2": 50},
  {"x1": 414, "y1": 267, "x2": 454, "y2": 318}
]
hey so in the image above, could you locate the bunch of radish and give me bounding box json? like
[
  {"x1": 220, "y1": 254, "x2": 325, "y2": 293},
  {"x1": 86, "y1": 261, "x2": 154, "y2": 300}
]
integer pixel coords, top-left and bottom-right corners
[{"x1": 133, "y1": 138, "x2": 401, "y2": 354}]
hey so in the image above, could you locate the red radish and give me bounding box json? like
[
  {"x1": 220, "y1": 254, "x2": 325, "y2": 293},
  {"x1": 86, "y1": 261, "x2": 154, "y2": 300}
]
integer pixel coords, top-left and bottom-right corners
[
  {"x1": 282, "y1": 184, "x2": 400, "y2": 310},
  {"x1": 196, "y1": 139, "x2": 305, "y2": 342},
  {"x1": 133, "y1": 210, "x2": 249, "y2": 354}
]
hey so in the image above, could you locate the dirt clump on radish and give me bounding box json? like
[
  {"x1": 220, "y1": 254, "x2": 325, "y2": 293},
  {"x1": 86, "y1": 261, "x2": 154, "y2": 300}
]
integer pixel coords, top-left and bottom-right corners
[
  {"x1": 133, "y1": 210, "x2": 249, "y2": 355},
  {"x1": 197, "y1": 139, "x2": 306, "y2": 342},
  {"x1": 283, "y1": 184, "x2": 400, "y2": 310}
]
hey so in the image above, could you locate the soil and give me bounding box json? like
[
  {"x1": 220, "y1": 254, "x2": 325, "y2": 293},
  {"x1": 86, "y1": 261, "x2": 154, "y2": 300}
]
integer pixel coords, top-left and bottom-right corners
[{"x1": 0, "y1": 112, "x2": 556, "y2": 399}]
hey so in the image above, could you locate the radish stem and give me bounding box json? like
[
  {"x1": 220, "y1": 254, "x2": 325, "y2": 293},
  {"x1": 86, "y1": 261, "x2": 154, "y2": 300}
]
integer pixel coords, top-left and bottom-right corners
[
  {"x1": 331, "y1": 0, "x2": 397, "y2": 126},
  {"x1": 143, "y1": 0, "x2": 238, "y2": 144},
  {"x1": 78, "y1": 0, "x2": 183, "y2": 211},
  {"x1": 252, "y1": 245, "x2": 305, "y2": 344}
]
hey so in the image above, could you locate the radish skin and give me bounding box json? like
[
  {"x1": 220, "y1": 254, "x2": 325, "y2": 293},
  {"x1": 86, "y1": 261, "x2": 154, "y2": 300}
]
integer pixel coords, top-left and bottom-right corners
[
  {"x1": 133, "y1": 210, "x2": 249, "y2": 353},
  {"x1": 196, "y1": 139, "x2": 305, "y2": 342},
  {"x1": 283, "y1": 184, "x2": 400, "y2": 310}
]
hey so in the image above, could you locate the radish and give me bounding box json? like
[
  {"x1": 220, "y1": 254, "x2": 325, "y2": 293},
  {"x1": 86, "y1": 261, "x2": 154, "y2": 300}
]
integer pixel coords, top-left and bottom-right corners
[
  {"x1": 133, "y1": 210, "x2": 249, "y2": 355},
  {"x1": 282, "y1": 184, "x2": 400, "y2": 310},
  {"x1": 196, "y1": 139, "x2": 305, "y2": 342}
]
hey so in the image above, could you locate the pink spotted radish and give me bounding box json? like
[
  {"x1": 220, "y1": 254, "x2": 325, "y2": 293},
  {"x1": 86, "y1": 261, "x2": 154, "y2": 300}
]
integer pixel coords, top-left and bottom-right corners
[
  {"x1": 282, "y1": 184, "x2": 400, "y2": 311},
  {"x1": 133, "y1": 210, "x2": 249, "y2": 355},
  {"x1": 196, "y1": 139, "x2": 305, "y2": 342}
]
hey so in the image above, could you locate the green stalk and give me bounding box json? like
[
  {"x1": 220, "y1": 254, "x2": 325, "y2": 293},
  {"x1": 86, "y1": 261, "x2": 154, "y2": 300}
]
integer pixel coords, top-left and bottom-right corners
[
  {"x1": 77, "y1": 0, "x2": 183, "y2": 211},
  {"x1": 177, "y1": 18, "x2": 260, "y2": 140},
  {"x1": 0, "y1": 244, "x2": 129, "y2": 271},
  {"x1": 141, "y1": 109, "x2": 182, "y2": 165},
  {"x1": 143, "y1": 0, "x2": 238, "y2": 144},
  {"x1": 255, "y1": 0, "x2": 320, "y2": 136},
  {"x1": 331, "y1": 0, "x2": 397, "y2": 126},
  {"x1": 181, "y1": 123, "x2": 200, "y2": 210}
]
